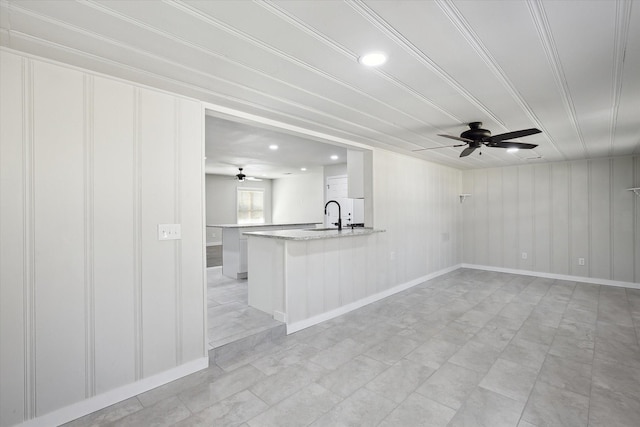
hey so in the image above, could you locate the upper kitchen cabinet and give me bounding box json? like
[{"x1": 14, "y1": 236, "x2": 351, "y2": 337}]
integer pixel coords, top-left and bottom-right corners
[{"x1": 347, "y1": 149, "x2": 372, "y2": 199}]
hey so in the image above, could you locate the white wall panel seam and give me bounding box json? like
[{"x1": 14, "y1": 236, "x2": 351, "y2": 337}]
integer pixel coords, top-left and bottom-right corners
[
  {"x1": 23, "y1": 57, "x2": 36, "y2": 420},
  {"x1": 586, "y1": 160, "x2": 594, "y2": 277},
  {"x1": 568, "y1": 162, "x2": 573, "y2": 276},
  {"x1": 548, "y1": 165, "x2": 553, "y2": 274},
  {"x1": 609, "y1": 158, "x2": 614, "y2": 280},
  {"x1": 83, "y1": 74, "x2": 96, "y2": 398},
  {"x1": 529, "y1": 166, "x2": 534, "y2": 269},
  {"x1": 631, "y1": 156, "x2": 640, "y2": 283},
  {"x1": 174, "y1": 98, "x2": 183, "y2": 365},
  {"x1": 132, "y1": 87, "x2": 143, "y2": 381},
  {"x1": 516, "y1": 167, "x2": 520, "y2": 269},
  {"x1": 200, "y1": 103, "x2": 207, "y2": 357}
]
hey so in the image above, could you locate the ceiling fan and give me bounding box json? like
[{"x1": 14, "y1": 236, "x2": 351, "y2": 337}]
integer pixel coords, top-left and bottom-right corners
[
  {"x1": 414, "y1": 122, "x2": 541, "y2": 157},
  {"x1": 235, "y1": 167, "x2": 262, "y2": 182}
]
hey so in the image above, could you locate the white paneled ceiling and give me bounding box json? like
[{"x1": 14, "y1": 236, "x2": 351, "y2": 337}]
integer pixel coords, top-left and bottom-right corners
[{"x1": 1, "y1": 0, "x2": 638, "y2": 169}]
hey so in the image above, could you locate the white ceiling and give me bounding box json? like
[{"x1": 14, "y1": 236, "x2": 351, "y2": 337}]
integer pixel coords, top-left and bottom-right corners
[
  {"x1": 204, "y1": 114, "x2": 349, "y2": 178},
  {"x1": 1, "y1": 0, "x2": 638, "y2": 170}
]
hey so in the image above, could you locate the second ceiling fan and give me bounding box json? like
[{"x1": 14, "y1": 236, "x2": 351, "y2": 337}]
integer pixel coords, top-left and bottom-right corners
[{"x1": 414, "y1": 122, "x2": 541, "y2": 157}]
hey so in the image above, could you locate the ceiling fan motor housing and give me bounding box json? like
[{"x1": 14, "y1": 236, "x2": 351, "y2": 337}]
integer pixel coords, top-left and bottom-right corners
[{"x1": 460, "y1": 122, "x2": 491, "y2": 142}]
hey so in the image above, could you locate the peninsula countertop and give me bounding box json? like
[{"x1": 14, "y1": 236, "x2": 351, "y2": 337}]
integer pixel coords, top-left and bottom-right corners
[
  {"x1": 243, "y1": 227, "x2": 385, "y2": 241},
  {"x1": 207, "y1": 222, "x2": 321, "y2": 228}
]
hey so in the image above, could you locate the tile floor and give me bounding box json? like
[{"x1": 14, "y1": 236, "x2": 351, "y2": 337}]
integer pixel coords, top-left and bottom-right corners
[
  {"x1": 207, "y1": 266, "x2": 283, "y2": 349},
  {"x1": 65, "y1": 268, "x2": 640, "y2": 426}
]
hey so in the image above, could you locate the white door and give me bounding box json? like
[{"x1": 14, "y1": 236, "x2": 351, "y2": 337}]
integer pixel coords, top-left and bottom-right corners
[{"x1": 326, "y1": 175, "x2": 353, "y2": 227}]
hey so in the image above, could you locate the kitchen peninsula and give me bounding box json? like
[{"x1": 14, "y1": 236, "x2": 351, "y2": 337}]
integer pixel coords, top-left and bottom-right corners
[
  {"x1": 210, "y1": 223, "x2": 319, "y2": 278},
  {"x1": 244, "y1": 227, "x2": 385, "y2": 332}
]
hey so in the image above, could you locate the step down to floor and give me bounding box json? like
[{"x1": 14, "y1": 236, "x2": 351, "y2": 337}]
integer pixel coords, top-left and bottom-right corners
[{"x1": 209, "y1": 323, "x2": 286, "y2": 369}]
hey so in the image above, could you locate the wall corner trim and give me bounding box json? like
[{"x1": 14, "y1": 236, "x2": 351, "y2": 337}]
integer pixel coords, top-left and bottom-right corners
[
  {"x1": 16, "y1": 357, "x2": 208, "y2": 427},
  {"x1": 461, "y1": 263, "x2": 640, "y2": 290}
]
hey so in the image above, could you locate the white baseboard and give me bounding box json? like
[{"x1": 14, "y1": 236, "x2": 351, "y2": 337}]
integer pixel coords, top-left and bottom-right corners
[
  {"x1": 461, "y1": 264, "x2": 640, "y2": 290},
  {"x1": 286, "y1": 264, "x2": 462, "y2": 334},
  {"x1": 286, "y1": 262, "x2": 640, "y2": 335},
  {"x1": 18, "y1": 357, "x2": 209, "y2": 427},
  {"x1": 206, "y1": 242, "x2": 222, "y2": 247}
]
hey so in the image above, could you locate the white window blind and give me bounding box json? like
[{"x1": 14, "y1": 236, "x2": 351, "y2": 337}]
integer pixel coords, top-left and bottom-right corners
[{"x1": 237, "y1": 188, "x2": 265, "y2": 224}]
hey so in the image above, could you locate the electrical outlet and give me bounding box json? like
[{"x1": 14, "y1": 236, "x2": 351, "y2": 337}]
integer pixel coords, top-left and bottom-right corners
[
  {"x1": 578, "y1": 258, "x2": 585, "y2": 266},
  {"x1": 158, "y1": 224, "x2": 181, "y2": 240},
  {"x1": 521, "y1": 252, "x2": 528, "y2": 260}
]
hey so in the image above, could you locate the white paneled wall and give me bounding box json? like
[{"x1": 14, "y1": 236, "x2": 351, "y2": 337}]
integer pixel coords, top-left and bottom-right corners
[
  {"x1": 371, "y1": 150, "x2": 462, "y2": 285},
  {"x1": 0, "y1": 50, "x2": 206, "y2": 427},
  {"x1": 462, "y1": 157, "x2": 640, "y2": 284}
]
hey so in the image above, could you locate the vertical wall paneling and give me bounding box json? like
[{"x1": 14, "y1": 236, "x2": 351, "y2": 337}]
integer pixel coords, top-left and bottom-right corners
[
  {"x1": 25, "y1": 58, "x2": 36, "y2": 422},
  {"x1": 611, "y1": 157, "x2": 634, "y2": 282},
  {"x1": 571, "y1": 161, "x2": 589, "y2": 277},
  {"x1": 179, "y1": 99, "x2": 205, "y2": 362},
  {"x1": 306, "y1": 240, "x2": 324, "y2": 317},
  {"x1": 0, "y1": 51, "x2": 27, "y2": 427},
  {"x1": 174, "y1": 99, "x2": 183, "y2": 366},
  {"x1": 461, "y1": 170, "x2": 475, "y2": 263},
  {"x1": 518, "y1": 166, "x2": 533, "y2": 270},
  {"x1": 502, "y1": 167, "x2": 518, "y2": 268},
  {"x1": 92, "y1": 76, "x2": 136, "y2": 394},
  {"x1": 590, "y1": 159, "x2": 612, "y2": 279},
  {"x1": 487, "y1": 168, "x2": 503, "y2": 267},
  {"x1": 133, "y1": 88, "x2": 143, "y2": 381},
  {"x1": 630, "y1": 156, "x2": 640, "y2": 283},
  {"x1": 533, "y1": 164, "x2": 551, "y2": 272},
  {"x1": 139, "y1": 89, "x2": 177, "y2": 377},
  {"x1": 33, "y1": 60, "x2": 87, "y2": 416},
  {"x1": 83, "y1": 74, "x2": 95, "y2": 398},
  {"x1": 462, "y1": 157, "x2": 639, "y2": 284},
  {"x1": 371, "y1": 150, "x2": 461, "y2": 288},
  {"x1": 474, "y1": 169, "x2": 489, "y2": 266},
  {"x1": 550, "y1": 162, "x2": 570, "y2": 274},
  {"x1": 0, "y1": 51, "x2": 206, "y2": 426}
]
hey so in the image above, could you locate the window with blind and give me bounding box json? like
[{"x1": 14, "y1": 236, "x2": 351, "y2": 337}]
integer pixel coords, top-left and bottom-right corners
[{"x1": 237, "y1": 188, "x2": 265, "y2": 224}]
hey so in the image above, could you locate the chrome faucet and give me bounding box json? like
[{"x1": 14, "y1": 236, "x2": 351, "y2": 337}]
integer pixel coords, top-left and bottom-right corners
[{"x1": 324, "y1": 200, "x2": 342, "y2": 230}]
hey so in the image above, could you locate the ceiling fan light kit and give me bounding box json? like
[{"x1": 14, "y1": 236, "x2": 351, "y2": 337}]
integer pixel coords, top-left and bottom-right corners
[{"x1": 414, "y1": 122, "x2": 542, "y2": 158}]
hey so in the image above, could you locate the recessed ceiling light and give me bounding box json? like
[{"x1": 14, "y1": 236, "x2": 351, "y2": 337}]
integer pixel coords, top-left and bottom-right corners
[
  {"x1": 330, "y1": 155, "x2": 339, "y2": 160},
  {"x1": 269, "y1": 144, "x2": 278, "y2": 150},
  {"x1": 506, "y1": 148, "x2": 519, "y2": 153},
  {"x1": 358, "y1": 52, "x2": 387, "y2": 67},
  {"x1": 300, "y1": 167, "x2": 307, "y2": 171}
]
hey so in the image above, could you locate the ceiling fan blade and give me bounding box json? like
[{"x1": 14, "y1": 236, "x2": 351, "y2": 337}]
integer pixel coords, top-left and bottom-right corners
[
  {"x1": 437, "y1": 134, "x2": 474, "y2": 143},
  {"x1": 489, "y1": 141, "x2": 538, "y2": 149},
  {"x1": 489, "y1": 128, "x2": 541, "y2": 142},
  {"x1": 412, "y1": 143, "x2": 466, "y2": 152},
  {"x1": 460, "y1": 146, "x2": 477, "y2": 157}
]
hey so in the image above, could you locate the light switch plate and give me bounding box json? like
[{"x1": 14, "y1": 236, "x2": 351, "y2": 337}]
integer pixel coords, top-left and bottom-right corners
[{"x1": 158, "y1": 224, "x2": 181, "y2": 240}]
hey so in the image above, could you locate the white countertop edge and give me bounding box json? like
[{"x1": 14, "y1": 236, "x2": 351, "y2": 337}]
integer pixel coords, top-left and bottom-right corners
[
  {"x1": 243, "y1": 228, "x2": 385, "y2": 240},
  {"x1": 206, "y1": 222, "x2": 321, "y2": 228}
]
